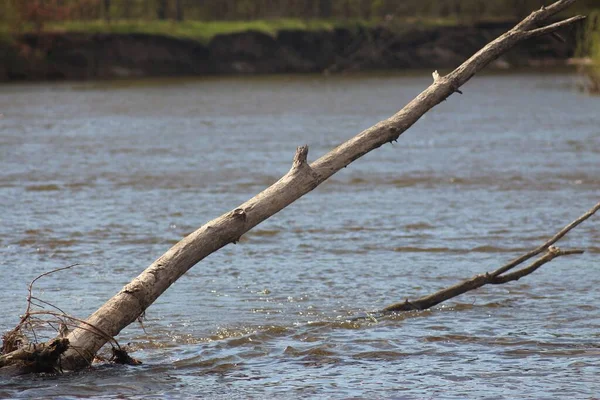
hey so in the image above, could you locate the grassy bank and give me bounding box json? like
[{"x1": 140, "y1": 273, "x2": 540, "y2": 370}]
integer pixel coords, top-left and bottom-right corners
[
  {"x1": 0, "y1": 15, "x2": 514, "y2": 44},
  {"x1": 1, "y1": 19, "x2": 374, "y2": 43}
]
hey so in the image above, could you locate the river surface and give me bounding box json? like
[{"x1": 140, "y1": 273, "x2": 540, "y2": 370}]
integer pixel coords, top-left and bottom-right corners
[{"x1": 0, "y1": 71, "x2": 599, "y2": 399}]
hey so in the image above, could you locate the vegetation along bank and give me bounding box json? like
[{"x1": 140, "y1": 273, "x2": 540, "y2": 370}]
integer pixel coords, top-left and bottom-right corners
[{"x1": 0, "y1": 21, "x2": 581, "y2": 82}]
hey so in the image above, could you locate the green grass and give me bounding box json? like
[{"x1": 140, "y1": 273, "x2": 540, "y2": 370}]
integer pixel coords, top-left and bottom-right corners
[
  {"x1": 3, "y1": 19, "x2": 380, "y2": 43},
  {"x1": 0, "y1": 14, "x2": 545, "y2": 46},
  {"x1": 0, "y1": 16, "x2": 494, "y2": 43}
]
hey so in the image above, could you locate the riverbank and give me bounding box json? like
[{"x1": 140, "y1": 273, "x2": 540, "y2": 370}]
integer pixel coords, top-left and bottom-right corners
[{"x1": 0, "y1": 21, "x2": 580, "y2": 82}]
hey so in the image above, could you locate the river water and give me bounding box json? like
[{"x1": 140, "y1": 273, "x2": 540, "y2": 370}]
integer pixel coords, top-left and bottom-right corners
[{"x1": 0, "y1": 71, "x2": 599, "y2": 399}]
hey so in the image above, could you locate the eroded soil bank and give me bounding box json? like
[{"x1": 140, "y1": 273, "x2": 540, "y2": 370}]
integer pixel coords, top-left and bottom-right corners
[{"x1": 0, "y1": 22, "x2": 578, "y2": 82}]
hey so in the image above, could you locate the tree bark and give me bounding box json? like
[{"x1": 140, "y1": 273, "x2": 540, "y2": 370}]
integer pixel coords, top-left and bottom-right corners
[
  {"x1": 103, "y1": 0, "x2": 111, "y2": 22},
  {"x1": 175, "y1": 0, "x2": 184, "y2": 21},
  {"x1": 319, "y1": 0, "x2": 333, "y2": 18},
  {"x1": 57, "y1": 0, "x2": 584, "y2": 370},
  {"x1": 157, "y1": 0, "x2": 168, "y2": 20}
]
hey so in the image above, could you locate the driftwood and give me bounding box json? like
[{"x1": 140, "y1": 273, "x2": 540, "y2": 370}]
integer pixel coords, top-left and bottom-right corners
[
  {"x1": 0, "y1": 338, "x2": 69, "y2": 374},
  {"x1": 380, "y1": 201, "x2": 600, "y2": 313},
  {"x1": 0, "y1": 264, "x2": 141, "y2": 373},
  {"x1": 0, "y1": 0, "x2": 587, "y2": 372}
]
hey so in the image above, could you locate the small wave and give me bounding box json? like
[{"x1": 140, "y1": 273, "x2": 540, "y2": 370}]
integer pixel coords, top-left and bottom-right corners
[
  {"x1": 65, "y1": 181, "x2": 96, "y2": 190},
  {"x1": 248, "y1": 229, "x2": 281, "y2": 237},
  {"x1": 327, "y1": 248, "x2": 370, "y2": 255},
  {"x1": 292, "y1": 228, "x2": 331, "y2": 234},
  {"x1": 16, "y1": 237, "x2": 78, "y2": 249},
  {"x1": 120, "y1": 237, "x2": 172, "y2": 245},
  {"x1": 469, "y1": 245, "x2": 518, "y2": 253},
  {"x1": 352, "y1": 350, "x2": 409, "y2": 361},
  {"x1": 173, "y1": 355, "x2": 240, "y2": 372},
  {"x1": 284, "y1": 345, "x2": 337, "y2": 357},
  {"x1": 325, "y1": 172, "x2": 600, "y2": 191},
  {"x1": 404, "y1": 222, "x2": 435, "y2": 231},
  {"x1": 503, "y1": 348, "x2": 589, "y2": 357},
  {"x1": 586, "y1": 246, "x2": 600, "y2": 254},
  {"x1": 424, "y1": 334, "x2": 477, "y2": 343},
  {"x1": 393, "y1": 246, "x2": 466, "y2": 253},
  {"x1": 24, "y1": 228, "x2": 54, "y2": 235},
  {"x1": 392, "y1": 245, "x2": 529, "y2": 254},
  {"x1": 206, "y1": 325, "x2": 291, "y2": 346},
  {"x1": 306, "y1": 320, "x2": 363, "y2": 330},
  {"x1": 344, "y1": 226, "x2": 380, "y2": 232},
  {"x1": 25, "y1": 184, "x2": 61, "y2": 191}
]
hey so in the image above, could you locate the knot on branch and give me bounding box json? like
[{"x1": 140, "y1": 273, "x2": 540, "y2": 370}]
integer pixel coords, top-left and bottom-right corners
[
  {"x1": 433, "y1": 71, "x2": 463, "y2": 98},
  {"x1": 451, "y1": 82, "x2": 463, "y2": 95},
  {"x1": 232, "y1": 208, "x2": 247, "y2": 222}
]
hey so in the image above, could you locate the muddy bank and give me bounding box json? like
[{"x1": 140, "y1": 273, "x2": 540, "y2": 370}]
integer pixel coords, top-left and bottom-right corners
[{"x1": 0, "y1": 22, "x2": 579, "y2": 81}]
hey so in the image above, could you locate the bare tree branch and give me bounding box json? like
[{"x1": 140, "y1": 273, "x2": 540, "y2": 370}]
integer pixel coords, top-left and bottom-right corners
[
  {"x1": 491, "y1": 201, "x2": 600, "y2": 278},
  {"x1": 524, "y1": 15, "x2": 586, "y2": 38},
  {"x1": 380, "y1": 201, "x2": 599, "y2": 314}
]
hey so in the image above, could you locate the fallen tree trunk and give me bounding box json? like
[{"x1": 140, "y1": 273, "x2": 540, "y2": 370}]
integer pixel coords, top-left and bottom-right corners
[{"x1": 8, "y1": 0, "x2": 584, "y2": 371}]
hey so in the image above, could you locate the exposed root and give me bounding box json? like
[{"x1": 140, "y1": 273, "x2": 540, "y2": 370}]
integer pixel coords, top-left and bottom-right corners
[
  {"x1": 1, "y1": 328, "x2": 28, "y2": 355},
  {"x1": 110, "y1": 348, "x2": 142, "y2": 366},
  {"x1": 0, "y1": 338, "x2": 69, "y2": 374},
  {"x1": 1, "y1": 264, "x2": 139, "y2": 374}
]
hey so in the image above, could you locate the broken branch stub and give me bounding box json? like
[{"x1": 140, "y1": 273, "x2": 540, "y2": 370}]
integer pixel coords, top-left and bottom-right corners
[{"x1": 58, "y1": 0, "x2": 584, "y2": 370}]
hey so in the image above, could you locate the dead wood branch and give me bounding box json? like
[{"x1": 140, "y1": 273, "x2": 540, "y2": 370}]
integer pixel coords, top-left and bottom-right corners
[
  {"x1": 491, "y1": 201, "x2": 600, "y2": 278},
  {"x1": 2, "y1": 264, "x2": 81, "y2": 357},
  {"x1": 381, "y1": 248, "x2": 583, "y2": 313},
  {"x1": 0, "y1": 338, "x2": 69, "y2": 374},
  {"x1": 1, "y1": 264, "x2": 136, "y2": 373},
  {"x1": 43, "y1": 0, "x2": 584, "y2": 370},
  {"x1": 381, "y1": 201, "x2": 599, "y2": 313}
]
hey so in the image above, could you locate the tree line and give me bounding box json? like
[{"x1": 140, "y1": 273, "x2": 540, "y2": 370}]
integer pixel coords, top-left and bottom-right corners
[{"x1": 2, "y1": 0, "x2": 598, "y2": 24}]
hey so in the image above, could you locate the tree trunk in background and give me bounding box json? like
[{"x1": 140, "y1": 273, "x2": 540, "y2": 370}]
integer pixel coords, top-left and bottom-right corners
[
  {"x1": 175, "y1": 0, "x2": 184, "y2": 21},
  {"x1": 319, "y1": 0, "x2": 332, "y2": 18},
  {"x1": 157, "y1": 0, "x2": 168, "y2": 20},
  {"x1": 122, "y1": 0, "x2": 132, "y2": 19},
  {"x1": 103, "y1": 0, "x2": 111, "y2": 22}
]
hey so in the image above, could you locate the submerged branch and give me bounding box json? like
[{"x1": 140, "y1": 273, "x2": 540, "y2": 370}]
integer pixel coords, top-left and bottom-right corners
[
  {"x1": 381, "y1": 201, "x2": 599, "y2": 314},
  {"x1": 491, "y1": 201, "x2": 600, "y2": 278}
]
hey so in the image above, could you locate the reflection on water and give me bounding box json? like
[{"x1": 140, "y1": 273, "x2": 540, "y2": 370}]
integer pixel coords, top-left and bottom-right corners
[{"x1": 1, "y1": 71, "x2": 599, "y2": 398}]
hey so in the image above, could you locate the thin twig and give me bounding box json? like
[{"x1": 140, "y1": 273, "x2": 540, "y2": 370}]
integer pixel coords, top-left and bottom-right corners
[
  {"x1": 28, "y1": 311, "x2": 120, "y2": 349},
  {"x1": 525, "y1": 15, "x2": 587, "y2": 38},
  {"x1": 491, "y1": 201, "x2": 599, "y2": 278},
  {"x1": 30, "y1": 296, "x2": 69, "y2": 316},
  {"x1": 26, "y1": 263, "x2": 82, "y2": 317},
  {"x1": 2, "y1": 262, "x2": 119, "y2": 363},
  {"x1": 492, "y1": 248, "x2": 584, "y2": 284},
  {"x1": 380, "y1": 248, "x2": 583, "y2": 313}
]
